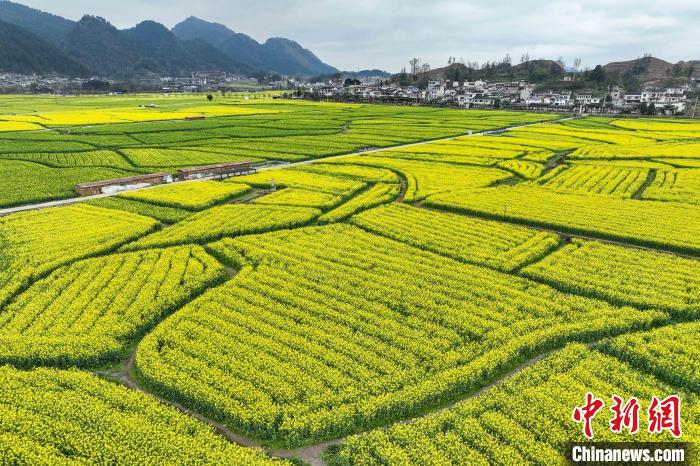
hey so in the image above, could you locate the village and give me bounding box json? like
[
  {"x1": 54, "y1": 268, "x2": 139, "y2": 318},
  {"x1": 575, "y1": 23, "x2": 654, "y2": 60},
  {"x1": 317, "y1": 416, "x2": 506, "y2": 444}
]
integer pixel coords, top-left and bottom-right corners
[
  {"x1": 0, "y1": 71, "x2": 266, "y2": 94},
  {"x1": 299, "y1": 76, "x2": 698, "y2": 115}
]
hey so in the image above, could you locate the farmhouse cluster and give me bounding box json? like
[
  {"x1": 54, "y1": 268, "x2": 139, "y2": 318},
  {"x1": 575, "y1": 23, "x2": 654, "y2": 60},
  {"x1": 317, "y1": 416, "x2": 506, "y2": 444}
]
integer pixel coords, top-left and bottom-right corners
[
  {"x1": 0, "y1": 71, "x2": 268, "y2": 94},
  {"x1": 303, "y1": 78, "x2": 698, "y2": 114}
]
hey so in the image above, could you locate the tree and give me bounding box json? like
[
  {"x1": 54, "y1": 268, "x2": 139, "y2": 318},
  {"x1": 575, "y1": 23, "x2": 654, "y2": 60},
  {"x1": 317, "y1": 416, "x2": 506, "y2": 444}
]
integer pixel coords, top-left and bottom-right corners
[
  {"x1": 640, "y1": 102, "x2": 648, "y2": 115},
  {"x1": 590, "y1": 65, "x2": 606, "y2": 84},
  {"x1": 573, "y1": 58, "x2": 582, "y2": 71},
  {"x1": 409, "y1": 58, "x2": 420, "y2": 77},
  {"x1": 622, "y1": 72, "x2": 641, "y2": 94},
  {"x1": 647, "y1": 103, "x2": 656, "y2": 115},
  {"x1": 446, "y1": 64, "x2": 466, "y2": 82},
  {"x1": 503, "y1": 54, "x2": 512, "y2": 66},
  {"x1": 672, "y1": 63, "x2": 683, "y2": 77},
  {"x1": 416, "y1": 75, "x2": 429, "y2": 90},
  {"x1": 207, "y1": 94, "x2": 213, "y2": 102},
  {"x1": 398, "y1": 67, "x2": 410, "y2": 86}
]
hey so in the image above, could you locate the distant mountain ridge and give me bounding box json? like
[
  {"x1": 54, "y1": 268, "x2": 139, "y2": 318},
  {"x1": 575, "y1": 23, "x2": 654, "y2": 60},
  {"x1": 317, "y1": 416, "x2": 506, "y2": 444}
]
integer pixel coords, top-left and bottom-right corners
[
  {"x1": 0, "y1": 0, "x2": 74, "y2": 44},
  {"x1": 0, "y1": 18, "x2": 86, "y2": 75},
  {"x1": 0, "y1": 1, "x2": 337, "y2": 77},
  {"x1": 59, "y1": 16, "x2": 247, "y2": 77},
  {"x1": 171, "y1": 16, "x2": 337, "y2": 76}
]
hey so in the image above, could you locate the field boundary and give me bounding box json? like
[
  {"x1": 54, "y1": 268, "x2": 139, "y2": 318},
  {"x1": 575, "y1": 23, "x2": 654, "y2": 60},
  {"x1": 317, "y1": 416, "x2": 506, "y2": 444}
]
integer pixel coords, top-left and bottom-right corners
[
  {"x1": 418, "y1": 202, "x2": 700, "y2": 260},
  {"x1": 0, "y1": 116, "x2": 567, "y2": 217}
]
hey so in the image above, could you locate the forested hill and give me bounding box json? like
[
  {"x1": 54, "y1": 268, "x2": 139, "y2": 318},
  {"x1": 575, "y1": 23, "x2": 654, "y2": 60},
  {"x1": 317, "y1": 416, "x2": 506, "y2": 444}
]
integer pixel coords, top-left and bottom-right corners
[{"x1": 0, "y1": 18, "x2": 87, "y2": 75}]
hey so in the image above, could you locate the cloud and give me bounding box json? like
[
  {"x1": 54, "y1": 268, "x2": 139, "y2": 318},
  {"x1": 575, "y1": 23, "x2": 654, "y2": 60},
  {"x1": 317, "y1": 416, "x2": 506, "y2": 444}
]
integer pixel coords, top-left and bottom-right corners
[{"x1": 18, "y1": 0, "x2": 700, "y2": 72}]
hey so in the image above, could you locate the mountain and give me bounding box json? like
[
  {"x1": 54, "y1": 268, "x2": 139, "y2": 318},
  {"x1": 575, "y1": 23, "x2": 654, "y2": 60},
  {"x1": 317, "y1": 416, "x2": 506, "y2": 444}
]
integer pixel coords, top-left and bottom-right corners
[
  {"x1": 172, "y1": 16, "x2": 337, "y2": 76},
  {"x1": 259, "y1": 37, "x2": 336, "y2": 75},
  {"x1": 603, "y1": 56, "x2": 674, "y2": 83},
  {"x1": 0, "y1": 0, "x2": 74, "y2": 44},
  {"x1": 61, "y1": 16, "x2": 133, "y2": 77},
  {"x1": 61, "y1": 16, "x2": 248, "y2": 77},
  {"x1": 182, "y1": 38, "x2": 252, "y2": 74},
  {"x1": 172, "y1": 16, "x2": 265, "y2": 70},
  {"x1": 0, "y1": 3, "x2": 335, "y2": 77},
  {"x1": 0, "y1": 18, "x2": 86, "y2": 75},
  {"x1": 122, "y1": 20, "x2": 250, "y2": 76}
]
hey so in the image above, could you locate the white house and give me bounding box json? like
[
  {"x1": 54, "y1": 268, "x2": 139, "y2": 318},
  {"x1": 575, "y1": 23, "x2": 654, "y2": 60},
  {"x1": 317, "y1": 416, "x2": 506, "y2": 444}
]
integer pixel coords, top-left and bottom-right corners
[
  {"x1": 575, "y1": 95, "x2": 602, "y2": 105},
  {"x1": 464, "y1": 80, "x2": 487, "y2": 92},
  {"x1": 624, "y1": 94, "x2": 642, "y2": 105},
  {"x1": 458, "y1": 93, "x2": 496, "y2": 108}
]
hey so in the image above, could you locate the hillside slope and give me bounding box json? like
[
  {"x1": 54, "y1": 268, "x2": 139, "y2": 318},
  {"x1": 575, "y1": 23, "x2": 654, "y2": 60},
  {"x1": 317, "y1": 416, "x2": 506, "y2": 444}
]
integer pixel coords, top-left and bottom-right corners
[
  {"x1": 0, "y1": 0, "x2": 74, "y2": 43},
  {"x1": 423, "y1": 60, "x2": 565, "y2": 83},
  {"x1": 603, "y1": 56, "x2": 673, "y2": 82},
  {"x1": 0, "y1": 19, "x2": 86, "y2": 75}
]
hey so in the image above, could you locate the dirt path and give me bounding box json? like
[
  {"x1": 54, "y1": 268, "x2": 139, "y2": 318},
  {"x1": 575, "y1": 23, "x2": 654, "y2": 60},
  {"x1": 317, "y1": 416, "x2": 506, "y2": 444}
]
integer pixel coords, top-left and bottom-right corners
[
  {"x1": 231, "y1": 190, "x2": 271, "y2": 204},
  {"x1": 632, "y1": 169, "x2": 657, "y2": 200},
  {"x1": 96, "y1": 264, "x2": 265, "y2": 451},
  {"x1": 396, "y1": 175, "x2": 408, "y2": 203},
  {"x1": 98, "y1": 343, "x2": 263, "y2": 449},
  {"x1": 98, "y1": 342, "x2": 558, "y2": 465},
  {"x1": 268, "y1": 349, "x2": 556, "y2": 465}
]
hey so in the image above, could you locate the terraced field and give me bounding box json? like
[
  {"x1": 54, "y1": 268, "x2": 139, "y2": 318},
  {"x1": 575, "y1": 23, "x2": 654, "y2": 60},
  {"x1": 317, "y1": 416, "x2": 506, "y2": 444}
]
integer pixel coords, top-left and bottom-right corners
[{"x1": 0, "y1": 96, "x2": 699, "y2": 465}]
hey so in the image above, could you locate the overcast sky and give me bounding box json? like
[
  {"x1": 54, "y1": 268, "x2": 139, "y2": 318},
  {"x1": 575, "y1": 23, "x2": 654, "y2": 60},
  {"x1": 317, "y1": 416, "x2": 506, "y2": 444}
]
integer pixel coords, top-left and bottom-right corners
[{"x1": 18, "y1": 0, "x2": 700, "y2": 72}]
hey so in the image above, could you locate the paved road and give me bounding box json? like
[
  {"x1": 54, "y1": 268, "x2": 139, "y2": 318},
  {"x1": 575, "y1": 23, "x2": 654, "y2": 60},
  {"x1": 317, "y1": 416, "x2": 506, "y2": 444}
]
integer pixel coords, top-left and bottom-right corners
[{"x1": 0, "y1": 118, "x2": 560, "y2": 217}]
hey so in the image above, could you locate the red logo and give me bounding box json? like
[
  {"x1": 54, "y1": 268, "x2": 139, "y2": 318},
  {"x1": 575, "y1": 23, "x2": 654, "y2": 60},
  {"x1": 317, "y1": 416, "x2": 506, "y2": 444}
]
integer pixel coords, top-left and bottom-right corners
[
  {"x1": 573, "y1": 393, "x2": 682, "y2": 439},
  {"x1": 572, "y1": 392, "x2": 605, "y2": 439},
  {"x1": 648, "y1": 395, "x2": 682, "y2": 438},
  {"x1": 609, "y1": 395, "x2": 640, "y2": 434}
]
